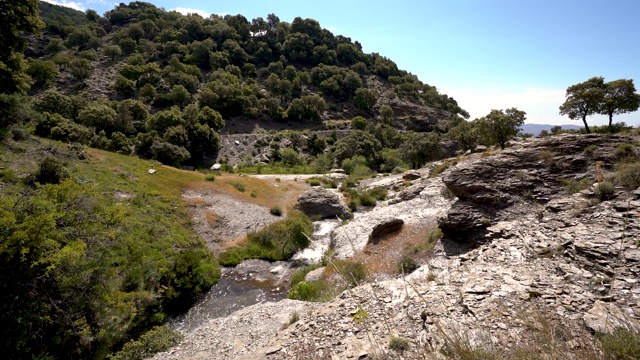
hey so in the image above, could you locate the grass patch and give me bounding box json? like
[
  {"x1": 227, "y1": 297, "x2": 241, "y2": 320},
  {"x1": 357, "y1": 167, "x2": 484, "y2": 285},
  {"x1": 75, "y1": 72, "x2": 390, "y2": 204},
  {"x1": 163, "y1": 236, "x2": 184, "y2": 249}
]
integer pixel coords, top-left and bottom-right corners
[
  {"x1": 347, "y1": 186, "x2": 387, "y2": 210},
  {"x1": 270, "y1": 205, "x2": 282, "y2": 216},
  {"x1": 306, "y1": 177, "x2": 322, "y2": 186},
  {"x1": 389, "y1": 336, "x2": 410, "y2": 353},
  {"x1": 227, "y1": 180, "x2": 246, "y2": 192},
  {"x1": 413, "y1": 228, "x2": 443, "y2": 254},
  {"x1": 561, "y1": 178, "x2": 593, "y2": 194},
  {"x1": 614, "y1": 161, "x2": 640, "y2": 190},
  {"x1": 598, "y1": 328, "x2": 640, "y2": 359},
  {"x1": 287, "y1": 280, "x2": 334, "y2": 302},
  {"x1": 218, "y1": 210, "x2": 312, "y2": 266},
  {"x1": 332, "y1": 259, "x2": 367, "y2": 288},
  {"x1": 290, "y1": 263, "x2": 324, "y2": 287},
  {"x1": 204, "y1": 174, "x2": 216, "y2": 181}
]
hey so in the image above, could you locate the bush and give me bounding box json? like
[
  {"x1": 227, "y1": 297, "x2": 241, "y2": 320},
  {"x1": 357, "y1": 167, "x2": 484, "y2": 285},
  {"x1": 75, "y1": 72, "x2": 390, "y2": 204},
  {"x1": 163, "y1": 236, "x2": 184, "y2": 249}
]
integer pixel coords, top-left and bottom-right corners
[
  {"x1": 594, "y1": 181, "x2": 615, "y2": 199},
  {"x1": 205, "y1": 174, "x2": 216, "y2": 182},
  {"x1": 108, "y1": 326, "x2": 183, "y2": 360},
  {"x1": 307, "y1": 178, "x2": 321, "y2": 186},
  {"x1": 218, "y1": 210, "x2": 312, "y2": 265},
  {"x1": 615, "y1": 143, "x2": 637, "y2": 161},
  {"x1": 34, "y1": 156, "x2": 69, "y2": 185},
  {"x1": 389, "y1": 336, "x2": 411, "y2": 353},
  {"x1": 333, "y1": 259, "x2": 367, "y2": 288},
  {"x1": 270, "y1": 206, "x2": 282, "y2": 216},
  {"x1": 397, "y1": 255, "x2": 418, "y2": 274},
  {"x1": 288, "y1": 280, "x2": 332, "y2": 302},
  {"x1": 561, "y1": 178, "x2": 593, "y2": 194},
  {"x1": 228, "y1": 181, "x2": 246, "y2": 192},
  {"x1": 614, "y1": 162, "x2": 640, "y2": 190}
]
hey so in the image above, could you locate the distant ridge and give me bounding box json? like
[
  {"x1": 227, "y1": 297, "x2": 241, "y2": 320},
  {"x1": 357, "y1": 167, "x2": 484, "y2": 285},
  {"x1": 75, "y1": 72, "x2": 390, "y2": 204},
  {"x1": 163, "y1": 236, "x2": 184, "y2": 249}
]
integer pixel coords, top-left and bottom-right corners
[{"x1": 520, "y1": 123, "x2": 582, "y2": 136}]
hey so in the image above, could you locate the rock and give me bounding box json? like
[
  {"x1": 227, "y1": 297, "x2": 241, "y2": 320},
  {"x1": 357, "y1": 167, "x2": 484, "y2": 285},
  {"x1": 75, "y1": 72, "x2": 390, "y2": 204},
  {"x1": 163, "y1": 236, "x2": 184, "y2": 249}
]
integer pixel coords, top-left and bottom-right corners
[
  {"x1": 402, "y1": 170, "x2": 422, "y2": 181},
  {"x1": 296, "y1": 188, "x2": 350, "y2": 219},
  {"x1": 330, "y1": 168, "x2": 346, "y2": 174},
  {"x1": 147, "y1": 169, "x2": 156, "y2": 174},
  {"x1": 584, "y1": 301, "x2": 640, "y2": 334},
  {"x1": 369, "y1": 218, "x2": 404, "y2": 243},
  {"x1": 210, "y1": 163, "x2": 221, "y2": 170},
  {"x1": 304, "y1": 267, "x2": 326, "y2": 282}
]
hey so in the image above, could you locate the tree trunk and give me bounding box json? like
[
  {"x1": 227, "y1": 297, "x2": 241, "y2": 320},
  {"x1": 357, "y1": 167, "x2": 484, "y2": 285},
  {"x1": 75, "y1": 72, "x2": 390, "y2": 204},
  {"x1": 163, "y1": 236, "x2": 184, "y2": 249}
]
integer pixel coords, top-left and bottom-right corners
[
  {"x1": 608, "y1": 111, "x2": 614, "y2": 133},
  {"x1": 582, "y1": 115, "x2": 591, "y2": 134}
]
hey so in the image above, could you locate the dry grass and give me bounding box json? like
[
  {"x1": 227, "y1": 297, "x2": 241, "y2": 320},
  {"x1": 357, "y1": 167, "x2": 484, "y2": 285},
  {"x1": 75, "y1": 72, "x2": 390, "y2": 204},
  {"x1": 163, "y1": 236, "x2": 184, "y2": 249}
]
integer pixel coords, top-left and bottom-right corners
[{"x1": 203, "y1": 209, "x2": 219, "y2": 226}]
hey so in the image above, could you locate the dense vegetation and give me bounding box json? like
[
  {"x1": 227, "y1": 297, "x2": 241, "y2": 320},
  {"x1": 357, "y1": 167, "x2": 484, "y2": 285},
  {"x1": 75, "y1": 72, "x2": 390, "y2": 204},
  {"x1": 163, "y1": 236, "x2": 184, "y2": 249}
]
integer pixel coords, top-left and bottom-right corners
[
  {"x1": 12, "y1": 1, "x2": 469, "y2": 169},
  {"x1": 0, "y1": 137, "x2": 220, "y2": 359}
]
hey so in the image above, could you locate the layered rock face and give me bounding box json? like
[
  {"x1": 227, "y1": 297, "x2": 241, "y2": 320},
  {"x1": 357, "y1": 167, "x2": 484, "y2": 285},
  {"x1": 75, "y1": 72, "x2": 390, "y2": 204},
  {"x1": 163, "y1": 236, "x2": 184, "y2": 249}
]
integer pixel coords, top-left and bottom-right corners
[{"x1": 439, "y1": 134, "x2": 636, "y2": 240}]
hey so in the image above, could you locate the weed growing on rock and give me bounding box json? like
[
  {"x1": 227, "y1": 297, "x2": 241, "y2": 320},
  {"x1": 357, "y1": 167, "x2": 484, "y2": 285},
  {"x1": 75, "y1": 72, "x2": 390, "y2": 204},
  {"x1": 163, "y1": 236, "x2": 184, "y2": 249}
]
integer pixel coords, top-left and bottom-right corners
[
  {"x1": 397, "y1": 255, "x2": 418, "y2": 274},
  {"x1": 614, "y1": 162, "x2": 640, "y2": 190},
  {"x1": 561, "y1": 178, "x2": 593, "y2": 194},
  {"x1": 598, "y1": 327, "x2": 640, "y2": 359},
  {"x1": 388, "y1": 336, "x2": 410, "y2": 353},
  {"x1": 270, "y1": 205, "x2": 282, "y2": 216}
]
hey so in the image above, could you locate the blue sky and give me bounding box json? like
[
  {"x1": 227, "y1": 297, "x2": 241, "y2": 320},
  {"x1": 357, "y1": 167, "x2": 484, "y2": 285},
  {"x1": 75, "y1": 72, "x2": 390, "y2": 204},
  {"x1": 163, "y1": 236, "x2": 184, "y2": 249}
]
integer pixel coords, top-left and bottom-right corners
[{"x1": 43, "y1": 0, "x2": 640, "y2": 127}]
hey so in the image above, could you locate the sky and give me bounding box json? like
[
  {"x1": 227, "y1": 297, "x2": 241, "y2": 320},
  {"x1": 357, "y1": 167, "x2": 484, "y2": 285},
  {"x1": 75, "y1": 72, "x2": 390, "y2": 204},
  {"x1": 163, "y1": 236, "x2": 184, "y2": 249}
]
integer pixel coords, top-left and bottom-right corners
[{"x1": 42, "y1": 0, "x2": 640, "y2": 127}]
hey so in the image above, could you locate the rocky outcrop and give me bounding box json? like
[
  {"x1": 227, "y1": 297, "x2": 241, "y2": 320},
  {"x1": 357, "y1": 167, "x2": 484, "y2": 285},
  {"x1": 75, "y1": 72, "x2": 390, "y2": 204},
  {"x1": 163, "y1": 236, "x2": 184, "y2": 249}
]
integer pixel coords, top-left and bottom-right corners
[
  {"x1": 439, "y1": 134, "x2": 636, "y2": 240},
  {"x1": 369, "y1": 218, "x2": 404, "y2": 243},
  {"x1": 296, "y1": 188, "x2": 350, "y2": 219}
]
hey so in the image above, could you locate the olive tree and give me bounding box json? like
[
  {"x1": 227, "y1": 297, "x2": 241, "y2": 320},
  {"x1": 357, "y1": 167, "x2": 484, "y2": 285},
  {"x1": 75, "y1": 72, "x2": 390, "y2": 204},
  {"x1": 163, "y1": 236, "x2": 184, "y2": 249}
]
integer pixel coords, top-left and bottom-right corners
[
  {"x1": 599, "y1": 79, "x2": 640, "y2": 131},
  {"x1": 474, "y1": 108, "x2": 526, "y2": 150},
  {"x1": 559, "y1": 77, "x2": 605, "y2": 134}
]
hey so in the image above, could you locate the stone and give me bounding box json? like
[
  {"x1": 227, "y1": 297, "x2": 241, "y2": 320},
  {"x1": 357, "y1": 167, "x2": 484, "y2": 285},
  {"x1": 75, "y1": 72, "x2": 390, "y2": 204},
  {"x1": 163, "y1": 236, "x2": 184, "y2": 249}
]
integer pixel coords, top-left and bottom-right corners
[
  {"x1": 584, "y1": 301, "x2": 640, "y2": 334},
  {"x1": 369, "y1": 218, "x2": 404, "y2": 243},
  {"x1": 296, "y1": 188, "x2": 350, "y2": 219},
  {"x1": 402, "y1": 170, "x2": 422, "y2": 180},
  {"x1": 147, "y1": 169, "x2": 156, "y2": 174},
  {"x1": 211, "y1": 163, "x2": 221, "y2": 170},
  {"x1": 304, "y1": 267, "x2": 326, "y2": 282},
  {"x1": 330, "y1": 168, "x2": 346, "y2": 174}
]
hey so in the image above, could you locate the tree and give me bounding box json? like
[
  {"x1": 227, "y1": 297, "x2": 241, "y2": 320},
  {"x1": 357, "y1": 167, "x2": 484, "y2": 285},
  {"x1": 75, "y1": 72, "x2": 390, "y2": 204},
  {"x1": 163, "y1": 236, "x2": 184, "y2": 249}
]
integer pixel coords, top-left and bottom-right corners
[
  {"x1": 559, "y1": 77, "x2": 605, "y2": 134},
  {"x1": 0, "y1": 0, "x2": 44, "y2": 94},
  {"x1": 69, "y1": 58, "x2": 93, "y2": 83},
  {"x1": 379, "y1": 104, "x2": 394, "y2": 124},
  {"x1": 103, "y1": 45, "x2": 122, "y2": 60},
  {"x1": 351, "y1": 116, "x2": 367, "y2": 130},
  {"x1": 26, "y1": 59, "x2": 57, "y2": 86},
  {"x1": 475, "y1": 108, "x2": 526, "y2": 150},
  {"x1": 599, "y1": 79, "x2": 640, "y2": 131},
  {"x1": 167, "y1": 85, "x2": 191, "y2": 108},
  {"x1": 354, "y1": 88, "x2": 377, "y2": 112},
  {"x1": 399, "y1": 131, "x2": 441, "y2": 169},
  {"x1": 448, "y1": 120, "x2": 478, "y2": 152}
]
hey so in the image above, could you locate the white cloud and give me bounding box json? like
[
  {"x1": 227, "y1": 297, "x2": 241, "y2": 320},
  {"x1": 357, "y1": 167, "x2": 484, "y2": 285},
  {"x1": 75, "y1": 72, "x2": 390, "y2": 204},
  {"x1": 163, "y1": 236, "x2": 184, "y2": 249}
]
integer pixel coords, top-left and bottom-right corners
[
  {"x1": 41, "y1": 0, "x2": 85, "y2": 11},
  {"x1": 173, "y1": 7, "x2": 210, "y2": 18}
]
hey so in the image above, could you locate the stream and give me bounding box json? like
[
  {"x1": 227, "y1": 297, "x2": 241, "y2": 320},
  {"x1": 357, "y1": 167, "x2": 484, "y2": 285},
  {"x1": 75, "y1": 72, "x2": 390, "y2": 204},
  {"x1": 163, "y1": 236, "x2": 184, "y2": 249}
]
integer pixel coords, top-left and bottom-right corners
[{"x1": 170, "y1": 219, "x2": 342, "y2": 332}]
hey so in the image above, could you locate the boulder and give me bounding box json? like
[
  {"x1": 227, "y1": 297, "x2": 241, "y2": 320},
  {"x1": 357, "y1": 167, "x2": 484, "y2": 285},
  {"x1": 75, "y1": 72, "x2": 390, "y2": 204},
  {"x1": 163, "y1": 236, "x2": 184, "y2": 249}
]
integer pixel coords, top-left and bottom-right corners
[
  {"x1": 329, "y1": 168, "x2": 345, "y2": 174},
  {"x1": 304, "y1": 267, "x2": 326, "y2": 282},
  {"x1": 210, "y1": 163, "x2": 221, "y2": 170},
  {"x1": 296, "y1": 188, "x2": 350, "y2": 219},
  {"x1": 402, "y1": 170, "x2": 422, "y2": 181},
  {"x1": 369, "y1": 218, "x2": 404, "y2": 243},
  {"x1": 584, "y1": 301, "x2": 640, "y2": 334}
]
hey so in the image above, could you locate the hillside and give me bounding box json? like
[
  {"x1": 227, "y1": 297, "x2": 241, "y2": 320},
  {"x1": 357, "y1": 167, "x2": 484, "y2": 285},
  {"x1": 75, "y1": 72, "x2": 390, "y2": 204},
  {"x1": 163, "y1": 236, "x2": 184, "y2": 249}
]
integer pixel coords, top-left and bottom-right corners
[{"x1": 19, "y1": 2, "x2": 468, "y2": 169}]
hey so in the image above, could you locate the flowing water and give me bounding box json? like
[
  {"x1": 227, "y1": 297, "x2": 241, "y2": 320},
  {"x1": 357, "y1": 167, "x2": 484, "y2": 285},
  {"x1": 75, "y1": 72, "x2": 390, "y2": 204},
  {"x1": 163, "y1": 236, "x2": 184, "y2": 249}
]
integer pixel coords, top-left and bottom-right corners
[{"x1": 170, "y1": 219, "x2": 342, "y2": 332}]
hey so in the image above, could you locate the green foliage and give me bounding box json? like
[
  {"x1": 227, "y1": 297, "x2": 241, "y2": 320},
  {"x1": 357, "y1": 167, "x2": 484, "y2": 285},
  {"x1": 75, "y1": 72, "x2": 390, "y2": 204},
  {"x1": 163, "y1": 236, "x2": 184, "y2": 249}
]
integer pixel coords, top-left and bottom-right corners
[
  {"x1": 561, "y1": 178, "x2": 593, "y2": 194},
  {"x1": 287, "y1": 280, "x2": 333, "y2": 302},
  {"x1": 228, "y1": 181, "x2": 246, "y2": 192},
  {"x1": 33, "y1": 156, "x2": 69, "y2": 185},
  {"x1": 379, "y1": 104, "x2": 394, "y2": 124},
  {"x1": 270, "y1": 205, "x2": 283, "y2": 216},
  {"x1": 0, "y1": 0, "x2": 44, "y2": 94},
  {"x1": 389, "y1": 336, "x2": 411, "y2": 353},
  {"x1": 280, "y1": 147, "x2": 305, "y2": 166},
  {"x1": 69, "y1": 58, "x2": 93, "y2": 83},
  {"x1": 599, "y1": 79, "x2": 640, "y2": 130},
  {"x1": 108, "y1": 326, "x2": 183, "y2": 360},
  {"x1": 205, "y1": 174, "x2": 216, "y2": 181},
  {"x1": 594, "y1": 181, "x2": 615, "y2": 199},
  {"x1": 598, "y1": 328, "x2": 640, "y2": 360},
  {"x1": 114, "y1": 75, "x2": 136, "y2": 98},
  {"x1": 559, "y1": 77, "x2": 605, "y2": 134},
  {"x1": 351, "y1": 116, "x2": 367, "y2": 130},
  {"x1": 26, "y1": 59, "x2": 57, "y2": 86},
  {"x1": 334, "y1": 130, "x2": 382, "y2": 167},
  {"x1": 449, "y1": 119, "x2": 478, "y2": 152},
  {"x1": 399, "y1": 131, "x2": 441, "y2": 169},
  {"x1": 218, "y1": 210, "x2": 313, "y2": 265},
  {"x1": 354, "y1": 88, "x2": 377, "y2": 111},
  {"x1": 332, "y1": 259, "x2": 367, "y2": 288},
  {"x1": 614, "y1": 162, "x2": 640, "y2": 190},
  {"x1": 474, "y1": 108, "x2": 526, "y2": 150},
  {"x1": 614, "y1": 143, "x2": 637, "y2": 160},
  {"x1": 397, "y1": 255, "x2": 418, "y2": 274}
]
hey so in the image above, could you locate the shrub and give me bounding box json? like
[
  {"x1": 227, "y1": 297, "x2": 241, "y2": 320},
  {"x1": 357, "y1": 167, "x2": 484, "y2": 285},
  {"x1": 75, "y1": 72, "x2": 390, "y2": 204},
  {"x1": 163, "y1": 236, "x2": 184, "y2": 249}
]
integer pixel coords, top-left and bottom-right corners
[
  {"x1": 561, "y1": 178, "x2": 593, "y2": 194},
  {"x1": 614, "y1": 162, "x2": 640, "y2": 190},
  {"x1": 108, "y1": 326, "x2": 183, "y2": 360},
  {"x1": 230, "y1": 181, "x2": 246, "y2": 192},
  {"x1": 389, "y1": 336, "x2": 410, "y2": 353},
  {"x1": 288, "y1": 280, "x2": 332, "y2": 302},
  {"x1": 270, "y1": 206, "x2": 282, "y2": 216},
  {"x1": 594, "y1": 181, "x2": 615, "y2": 199},
  {"x1": 307, "y1": 178, "x2": 321, "y2": 186},
  {"x1": 34, "y1": 156, "x2": 68, "y2": 185},
  {"x1": 205, "y1": 174, "x2": 216, "y2": 182},
  {"x1": 333, "y1": 259, "x2": 367, "y2": 288},
  {"x1": 397, "y1": 255, "x2": 418, "y2": 274},
  {"x1": 323, "y1": 180, "x2": 338, "y2": 189},
  {"x1": 358, "y1": 193, "x2": 376, "y2": 207},
  {"x1": 250, "y1": 190, "x2": 257, "y2": 197},
  {"x1": 615, "y1": 143, "x2": 637, "y2": 161}
]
